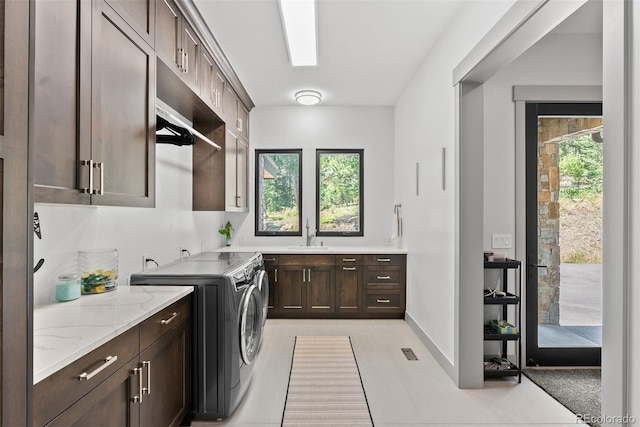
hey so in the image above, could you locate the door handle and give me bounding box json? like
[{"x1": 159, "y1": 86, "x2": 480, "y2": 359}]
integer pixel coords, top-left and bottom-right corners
[
  {"x1": 142, "y1": 360, "x2": 151, "y2": 395},
  {"x1": 78, "y1": 355, "x2": 118, "y2": 381}
]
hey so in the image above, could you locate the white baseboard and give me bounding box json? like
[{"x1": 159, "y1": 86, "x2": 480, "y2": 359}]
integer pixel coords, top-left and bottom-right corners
[{"x1": 405, "y1": 312, "x2": 457, "y2": 383}]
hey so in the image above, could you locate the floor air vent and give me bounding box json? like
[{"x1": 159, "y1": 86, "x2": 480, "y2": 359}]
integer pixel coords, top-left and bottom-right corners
[{"x1": 401, "y1": 348, "x2": 418, "y2": 361}]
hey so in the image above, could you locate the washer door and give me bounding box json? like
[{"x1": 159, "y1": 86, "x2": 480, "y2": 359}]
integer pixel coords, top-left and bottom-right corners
[
  {"x1": 256, "y1": 269, "x2": 269, "y2": 324},
  {"x1": 239, "y1": 283, "x2": 263, "y2": 365}
]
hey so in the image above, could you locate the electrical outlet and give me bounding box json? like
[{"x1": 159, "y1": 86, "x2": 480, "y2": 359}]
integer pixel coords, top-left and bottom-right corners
[
  {"x1": 491, "y1": 234, "x2": 512, "y2": 249},
  {"x1": 179, "y1": 247, "x2": 190, "y2": 260},
  {"x1": 142, "y1": 253, "x2": 151, "y2": 270}
]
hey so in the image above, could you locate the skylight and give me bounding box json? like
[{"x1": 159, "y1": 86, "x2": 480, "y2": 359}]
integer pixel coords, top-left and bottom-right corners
[{"x1": 278, "y1": 0, "x2": 318, "y2": 67}]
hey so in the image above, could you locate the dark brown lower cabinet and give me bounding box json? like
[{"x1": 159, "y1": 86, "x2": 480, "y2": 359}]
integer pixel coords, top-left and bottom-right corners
[
  {"x1": 139, "y1": 324, "x2": 190, "y2": 427},
  {"x1": 278, "y1": 265, "x2": 335, "y2": 314},
  {"x1": 336, "y1": 264, "x2": 363, "y2": 313},
  {"x1": 44, "y1": 357, "x2": 141, "y2": 427},
  {"x1": 34, "y1": 297, "x2": 191, "y2": 427},
  {"x1": 269, "y1": 253, "x2": 405, "y2": 319},
  {"x1": 278, "y1": 255, "x2": 335, "y2": 315},
  {"x1": 263, "y1": 255, "x2": 279, "y2": 310}
]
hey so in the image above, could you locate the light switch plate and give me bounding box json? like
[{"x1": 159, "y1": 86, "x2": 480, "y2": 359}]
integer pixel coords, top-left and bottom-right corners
[{"x1": 491, "y1": 234, "x2": 512, "y2": 249}]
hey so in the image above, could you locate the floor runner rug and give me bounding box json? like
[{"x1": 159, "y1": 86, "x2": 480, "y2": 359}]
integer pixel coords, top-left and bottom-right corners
[
  {"x1": 523, "y1": 368, "x2": 601, "y2": 426},
  {"x1": 282, "y1": 336, "x2": 373, "y2": 427}
]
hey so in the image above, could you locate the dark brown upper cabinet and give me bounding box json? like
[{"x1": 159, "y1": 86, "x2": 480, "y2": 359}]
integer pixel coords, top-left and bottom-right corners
[
  {"x1": 32, "y1": 0, "x2": 156, "y2": 207},
  {"x1": 104, "y1": 0, "x2": 155, "y2": 47},
  {"x1": 199, "y1": 48, "x2": 226, "y2": 118},
  {"x1": 156, "y1": 0, "x2": 200, "y2": 93},
  {"x1": 224, "y1": 86, "x2": 249, "y2": 140}
]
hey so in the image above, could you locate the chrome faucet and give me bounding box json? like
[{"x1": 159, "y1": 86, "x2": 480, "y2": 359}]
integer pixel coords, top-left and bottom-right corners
[{"x1": 305, "y1": 218, "x2": 315, "y2": 246}]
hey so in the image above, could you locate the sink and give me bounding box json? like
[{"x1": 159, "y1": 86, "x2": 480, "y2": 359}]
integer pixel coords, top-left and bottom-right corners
[{"x1": 286, "y1": 245, "x2": 329, "y2": 250}]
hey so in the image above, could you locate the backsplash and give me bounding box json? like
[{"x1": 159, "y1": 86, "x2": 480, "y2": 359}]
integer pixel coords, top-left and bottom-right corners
[{"x1": 33, "y1": 143, "x2": 226, "y2": 306}]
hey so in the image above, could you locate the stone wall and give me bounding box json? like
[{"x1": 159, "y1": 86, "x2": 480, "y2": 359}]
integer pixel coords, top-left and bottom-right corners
[{"x1": 536, "y1": 117, "x2": 602, "y2": 325}]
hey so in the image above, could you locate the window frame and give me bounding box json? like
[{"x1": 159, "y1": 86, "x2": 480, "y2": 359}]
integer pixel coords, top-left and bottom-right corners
[
  {"x1": 315, "y1": 149, "x2": 364, "y2": 237},
  {"x1": 255, "y1": 149, "x2": 303, "y2": 236}
]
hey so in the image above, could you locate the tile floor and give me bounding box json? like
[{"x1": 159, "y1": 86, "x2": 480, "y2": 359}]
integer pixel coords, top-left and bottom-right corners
[{"x1": 194, "y1": 319, "x2": 581, "y2": 426}]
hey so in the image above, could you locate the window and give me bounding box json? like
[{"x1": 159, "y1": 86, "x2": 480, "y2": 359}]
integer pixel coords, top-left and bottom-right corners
[
  {"x1": 255, "y1": 150, "x2": 302, "y2": 236},
  {"x1": 316, "y1": 149, "x2": 363, "y2": 236}
]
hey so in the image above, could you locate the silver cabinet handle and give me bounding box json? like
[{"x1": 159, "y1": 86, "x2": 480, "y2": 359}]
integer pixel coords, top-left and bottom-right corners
[
  {"x1": 275, "y1": 268, "x2": 278, "y2": 282},
  {"x1": 132, "y1": 366, "x2": 142, "y2": 403},
  {"x1": 342, "y1": 258, "x2": 356, "y2": 262},
  {"x1": 81, "y1": 159, "x2": 94, "y2": 194},
  {"x1": 177, "y1": 48, "x2": 183, "y2": 70},
  {"x1": 160, "y1": 312, "x2": 178, "y2": 325},
  {"x1": 78, "y1": 355, "x2": 118, "y2": 381},
  {"x1": 93, "y1": 162, "x2": 104, "y2": 195},
  {"x1": 377, "y1": 299, "x2": 391, "y2": 304},
  {"x1": 308, "y1": 268, "x2": 311, "y2": 283},
  {"x1": 185, "y1": 51, "x2": 189, "y2": 74},
  {"x1": 142, "y1": 360, "x2": 151, "y2": 395},
  {"x1": 377, "y1": 258, "x2": 391, "y2": 262},
  {"x1": 377, "y1": 275, "x2": 391, "y2": 280},
  {"x1": 303, "y1": 268, "x2": 306, "y2": 283},
  {"x1": 343, "y1": 267, "x2": 356, "y2": 271}
]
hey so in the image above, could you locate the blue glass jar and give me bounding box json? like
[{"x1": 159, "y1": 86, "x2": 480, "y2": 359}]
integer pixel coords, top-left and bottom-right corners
[{"x1": 55, "y1": 274, "x2": 81, "y2": 302}]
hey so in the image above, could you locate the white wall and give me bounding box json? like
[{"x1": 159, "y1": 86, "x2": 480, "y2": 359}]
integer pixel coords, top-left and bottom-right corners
[
  {"x1": 229, "y1": 106, "x2": 396, "y2": 247},
  {"x1": 33, "y1": 143, "x2": 225, "y2": 306},
  {"x1": 394, "y1": 1, "x2": 516, "y2": 373}
]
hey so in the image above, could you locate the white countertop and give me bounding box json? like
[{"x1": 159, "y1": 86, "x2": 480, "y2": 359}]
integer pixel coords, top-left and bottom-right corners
[
  {"x1": 33, "y1": 285, "x2": 193, "y2": 384},
  {"x1": 215, "y1": 245, "x2": 407, "y2": 254}
]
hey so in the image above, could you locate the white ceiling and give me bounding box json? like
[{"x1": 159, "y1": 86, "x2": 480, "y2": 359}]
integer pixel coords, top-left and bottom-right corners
[
  {"x1": 194, "y1": 0, "x2": 473, "y2": 107},
  {"x1": 194, "y1": 0, "x2": 602, "y2": 108}
]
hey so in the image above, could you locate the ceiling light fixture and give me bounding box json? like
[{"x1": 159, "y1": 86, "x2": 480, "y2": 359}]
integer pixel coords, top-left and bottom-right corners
[
  {"x1": 295, "y1": 90, "x2": 322, "y2": 105},
  {"x1": 278, "y1": 0, "x2": 317, "y2": 66}
]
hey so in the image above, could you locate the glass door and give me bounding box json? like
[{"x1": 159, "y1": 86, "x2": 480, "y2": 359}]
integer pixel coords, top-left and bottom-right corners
[
  {"x1": 525, "y1": 102, "x2": 602, "y2": 366},
  {"x1": 239, "y1": 283, "x2": 263, "y2": 365}
]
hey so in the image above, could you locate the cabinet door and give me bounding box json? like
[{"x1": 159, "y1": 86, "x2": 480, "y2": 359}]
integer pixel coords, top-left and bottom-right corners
[
  {"x1": 238, "y1": 103, "x2": 249, "y2": 139},
  {"x1": 264, "y1": 260, "x2": 279, "y2": 312},
  {"x1": 225, "y1": 130, "x2": 248, "y2": 212},
  {"x1": 306, "y1": 265, "x2": 335, "y2": 313},
  {"x1": 32, "y1": 0, "x2": 91, "y2": 205},
  {"x1": 336, "y1": 265, "x2": 362, "y2": 313},
  {"x1": 199, "y1": 49, "x2": 214, "y2": 108},
  {"x1": 224, "y1": 86, "x2": 238, "y2": 128},
  {"x1": 199, "y1": 49, "x2": 225, "y2": 116},
  {"x1": 214, "y1": 68, "x2": 226, "y2": 116},
  {"x1": 225, "y1": 129, "x2": 238, "y2": 209},
  {"x1": 236, "y1": 137, "x2": 249, "y2": 210},
  {"x1": 91, "y1": 2, "x2": 155, "y2": 207},
  {"x1": 44, "y1": 358, "x2": 141, "y2": 427},
  {"x1": 155, "y1": 0, "x2": 181, "y2": 71},
  {"x1": 139, "y1": 324, "x2": 190, "y2": 427},
  {"x1": 279, "y1": 266, "x2": 305, "y2": 313},
  {"x1": 181, "y1": 19, "x2": 200, "y2": 91},
  {"x1": 104, "y1": 0, "x2": 155, "y2": 46}
]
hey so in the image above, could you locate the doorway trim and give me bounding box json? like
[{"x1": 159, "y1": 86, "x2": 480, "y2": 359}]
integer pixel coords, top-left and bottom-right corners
[{"x1": 513, "y1": 85, "x2": 602, "y2": 366}]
